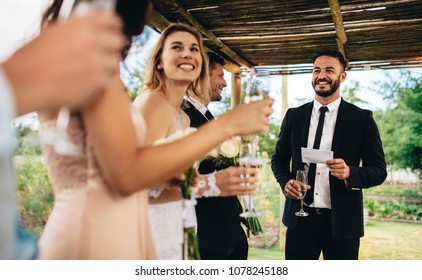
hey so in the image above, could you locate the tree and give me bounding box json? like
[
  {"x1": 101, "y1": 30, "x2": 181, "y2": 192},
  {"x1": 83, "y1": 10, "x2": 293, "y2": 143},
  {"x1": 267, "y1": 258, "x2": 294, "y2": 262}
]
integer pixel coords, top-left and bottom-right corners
[
  {"x1": 259, "y1": 123, "x2": 280, "y2": 157},
  {"x1": 341, "y1": 80, "x2": 368, "y2": 105},
  {"x1": 372, "y1": 71, "x2": 421, "y2": 174}
]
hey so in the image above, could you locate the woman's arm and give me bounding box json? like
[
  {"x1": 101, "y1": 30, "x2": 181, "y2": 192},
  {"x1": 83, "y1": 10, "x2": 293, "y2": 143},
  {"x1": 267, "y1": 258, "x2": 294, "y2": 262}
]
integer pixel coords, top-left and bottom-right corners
[{"x1": 83, "y1": 74, "x2": 273, "y2": 196}]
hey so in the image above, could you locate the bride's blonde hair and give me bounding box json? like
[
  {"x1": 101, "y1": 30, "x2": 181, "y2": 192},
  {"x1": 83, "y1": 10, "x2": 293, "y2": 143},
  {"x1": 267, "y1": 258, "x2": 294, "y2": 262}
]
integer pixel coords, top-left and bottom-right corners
[{"x1": 140, "y1": 23, "x2": 210, "y2": 104}]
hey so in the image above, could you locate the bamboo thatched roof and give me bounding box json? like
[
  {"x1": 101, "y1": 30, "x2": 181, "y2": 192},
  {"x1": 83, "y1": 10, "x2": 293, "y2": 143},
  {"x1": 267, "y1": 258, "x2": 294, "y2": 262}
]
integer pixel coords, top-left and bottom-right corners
[{"x1": 148, "y1": 0, "x2": 422, "y2": 74}]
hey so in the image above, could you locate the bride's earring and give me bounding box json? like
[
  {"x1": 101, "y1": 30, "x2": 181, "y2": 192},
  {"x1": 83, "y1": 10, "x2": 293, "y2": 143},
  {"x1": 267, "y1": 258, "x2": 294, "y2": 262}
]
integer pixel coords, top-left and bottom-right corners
[{"x1": 157, "y1": 65, "x2": 162, "y2": 70}]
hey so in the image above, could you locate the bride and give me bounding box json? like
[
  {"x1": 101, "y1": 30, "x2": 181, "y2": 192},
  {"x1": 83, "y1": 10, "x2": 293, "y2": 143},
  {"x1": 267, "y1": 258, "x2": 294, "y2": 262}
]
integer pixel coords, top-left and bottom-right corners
[
  {"x1": 133, "y1": 23, "x2": 208, "y2": 260},
  {"x1": 134, "y1": 23, "x2": 261, "y2": 259}
]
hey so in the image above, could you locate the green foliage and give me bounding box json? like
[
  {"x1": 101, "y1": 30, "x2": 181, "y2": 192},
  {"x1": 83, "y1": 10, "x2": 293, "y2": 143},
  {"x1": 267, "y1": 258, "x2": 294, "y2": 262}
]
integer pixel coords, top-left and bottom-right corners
[
  {"x1": 363, "y1": 184, "x2": 422, "y2": 221},
  {"x1": 14, "y1": 124, "x2": 42, "y2": 156},
  {"x1": 364, "y1": 198, "x2": 422, "y2": 221},
  {"x1": 341, "y1": 80, "x2": 368, "y2": 105},
  {"x1": 372, "y1": 71, "x2": 422, "y2": 173},
  {"x1": 364, "y1": 184, "x2": 422, "y2": 200},
  {"x1": 15, "y1": 156, "x2": 53, "y2": 237},
  {"x1": 259, "y1": 123, "x2": 280, "y2": 158}
]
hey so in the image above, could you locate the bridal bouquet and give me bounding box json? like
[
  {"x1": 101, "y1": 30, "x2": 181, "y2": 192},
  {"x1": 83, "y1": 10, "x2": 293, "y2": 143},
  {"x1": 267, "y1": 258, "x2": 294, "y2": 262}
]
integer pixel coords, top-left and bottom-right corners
[
  {"x1": 154, "y1": 127, "x2": 201, "y2": 260},
  {"x1": 206, "y1": 136, "x2": 241, "y2": 167},
  {"x1": 242, "y1": 196, "x2": 263, "y2": 236}
]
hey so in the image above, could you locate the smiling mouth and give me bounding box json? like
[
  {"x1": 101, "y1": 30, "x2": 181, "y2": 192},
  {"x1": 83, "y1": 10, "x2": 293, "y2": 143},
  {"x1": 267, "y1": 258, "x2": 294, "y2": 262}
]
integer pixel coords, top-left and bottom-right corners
[
  {"x1": 178, "y1": 64, "x2": 195, "y2": 70},
  {"x1": 316, "y1": 80, "x2": 330, "y2": 86}
]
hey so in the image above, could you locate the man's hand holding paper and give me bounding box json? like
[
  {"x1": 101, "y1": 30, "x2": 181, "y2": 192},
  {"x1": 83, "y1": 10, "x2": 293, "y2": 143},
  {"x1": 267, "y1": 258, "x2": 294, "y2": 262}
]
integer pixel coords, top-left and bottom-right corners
[
  {"x1": 301, "y1": 147, "x2": 333, "y2": 164},
  {"x1": 301, "y1": 147, "x2": 350, "y2": 180}
]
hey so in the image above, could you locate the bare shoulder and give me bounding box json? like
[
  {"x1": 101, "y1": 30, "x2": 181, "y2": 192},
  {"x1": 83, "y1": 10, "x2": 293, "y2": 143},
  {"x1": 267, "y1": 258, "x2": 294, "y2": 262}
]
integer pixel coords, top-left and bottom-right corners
[
  {"x1": 133, "y1": 92, "x2": 173, "y2": 119},
  {"x1": 134, "y1": 91, "x2": 168, "y2": 109},
  {"x1": 133, "y1": 91, "x2": 174, "y2": 143}
]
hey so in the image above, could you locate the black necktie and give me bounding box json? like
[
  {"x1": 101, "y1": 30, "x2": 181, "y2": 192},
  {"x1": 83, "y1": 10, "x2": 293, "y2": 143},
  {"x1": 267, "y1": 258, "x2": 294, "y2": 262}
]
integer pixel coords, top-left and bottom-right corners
[
  {"x1": 205, "y1": 110, "x2": 214, "y2": 120},
  {"x1": 306, "y1": 106, "x2": 328, "y2": 206}
]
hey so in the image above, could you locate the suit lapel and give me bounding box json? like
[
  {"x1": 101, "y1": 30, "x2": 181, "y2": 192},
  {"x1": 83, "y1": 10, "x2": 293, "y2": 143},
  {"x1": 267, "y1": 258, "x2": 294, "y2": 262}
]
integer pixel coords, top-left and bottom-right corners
[
  {"x1": 331, "y1": 98, "x2": 349, "y2": 156},
  {"x1": 186, "y1": 100, "x2": 209, "y2": 123},
  {"x1": 300, "y1": 102, "x2": 313, "y2": 148}
]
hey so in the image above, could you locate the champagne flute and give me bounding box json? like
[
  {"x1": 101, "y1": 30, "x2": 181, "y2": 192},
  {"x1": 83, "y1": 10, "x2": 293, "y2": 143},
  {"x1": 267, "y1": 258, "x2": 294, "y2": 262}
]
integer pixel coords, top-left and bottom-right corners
[
  {"x1": 295, "y1": 169, "x2": 309, "y2": 217},
  {"x1": 238, "y1": 142, "x2": 262, "y2": 218},
  {"x1": 44, "y1": 0, "x2": 116, "y2": 156},
  {"x1": 242, "y1": 67, "x2": 265, "y2": 171}
]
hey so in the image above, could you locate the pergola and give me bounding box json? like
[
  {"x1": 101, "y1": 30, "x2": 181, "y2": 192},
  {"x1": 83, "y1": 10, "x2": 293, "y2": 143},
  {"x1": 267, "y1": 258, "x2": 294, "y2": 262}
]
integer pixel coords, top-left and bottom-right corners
[{"x1": 147, "y1": 0, "x2": 422, "y2": 110}]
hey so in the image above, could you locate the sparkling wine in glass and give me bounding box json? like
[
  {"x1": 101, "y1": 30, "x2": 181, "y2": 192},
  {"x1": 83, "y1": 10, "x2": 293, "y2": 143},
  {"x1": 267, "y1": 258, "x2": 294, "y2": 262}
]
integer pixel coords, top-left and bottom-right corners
[
  {"x1": 295, "y1": 169, "x2": 309, "y2": 217},
  {"x1": 238, "y1": 142, "x2": 262, "y2": 218}
]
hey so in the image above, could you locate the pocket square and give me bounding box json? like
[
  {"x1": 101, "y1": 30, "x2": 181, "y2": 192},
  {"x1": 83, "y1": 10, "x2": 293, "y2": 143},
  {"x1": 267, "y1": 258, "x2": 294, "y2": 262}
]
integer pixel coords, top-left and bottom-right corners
[{"x1": 351, "y1": 187, "x2": 360, "y2": 191}]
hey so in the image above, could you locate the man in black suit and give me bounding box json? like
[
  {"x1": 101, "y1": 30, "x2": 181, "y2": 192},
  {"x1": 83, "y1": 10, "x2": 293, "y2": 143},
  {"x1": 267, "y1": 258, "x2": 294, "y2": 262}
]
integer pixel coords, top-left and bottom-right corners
[
  {"x1": 271, "y1": 49, "x2": 387, "y2": 260},
  {"x1": 183, "y1": 52, "x2": 249, "y2": 259}
]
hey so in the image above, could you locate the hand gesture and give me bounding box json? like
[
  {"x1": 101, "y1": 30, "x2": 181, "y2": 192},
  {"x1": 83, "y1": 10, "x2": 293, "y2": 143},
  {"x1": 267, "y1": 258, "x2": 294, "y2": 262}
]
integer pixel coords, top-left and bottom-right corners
[
  {"x1": 3, "y1": 12, "x2": 125, "y2": 115},
  {"x1": 216, "y1": 166, "x2": 258, "y2": 196}
]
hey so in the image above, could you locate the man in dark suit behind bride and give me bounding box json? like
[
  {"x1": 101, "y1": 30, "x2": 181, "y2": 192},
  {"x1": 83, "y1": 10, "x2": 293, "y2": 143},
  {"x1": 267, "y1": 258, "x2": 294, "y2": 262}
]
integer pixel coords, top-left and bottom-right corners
[{"x1": 183, "y1": 52, "x2": 251, "y2": 259}]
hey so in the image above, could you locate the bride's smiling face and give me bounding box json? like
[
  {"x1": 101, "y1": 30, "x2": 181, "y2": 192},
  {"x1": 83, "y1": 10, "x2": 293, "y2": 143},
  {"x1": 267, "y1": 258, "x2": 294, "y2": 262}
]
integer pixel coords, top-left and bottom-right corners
[{"x1": 159, "y1": 31, "x2": 202, "y2": 84}]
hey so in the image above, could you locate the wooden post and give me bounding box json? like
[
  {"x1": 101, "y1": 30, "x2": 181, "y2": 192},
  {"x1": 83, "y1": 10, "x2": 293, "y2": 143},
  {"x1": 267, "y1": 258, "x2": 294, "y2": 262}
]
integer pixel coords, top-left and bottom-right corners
[
  {"x1": 231, "y1": 74, "x2": 241, "y2": 108},
  {"x1": 279, "y1": 67, "x2": 288, "y2": 252},
  {"x1": 327, "y1": 0, "x2": 350, "y2": 68},
  {"x1": 281, "y1": 67, "x2": 289, "y2": 118}
]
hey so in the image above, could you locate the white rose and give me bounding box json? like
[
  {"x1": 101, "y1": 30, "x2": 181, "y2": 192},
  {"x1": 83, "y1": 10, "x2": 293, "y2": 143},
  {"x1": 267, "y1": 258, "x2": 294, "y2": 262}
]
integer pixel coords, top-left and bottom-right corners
[
  {"x1": 220, "y1": 138, "x2": 240, "y2": 158},
  {"x1": 208, "y1": 148, "x2": 219, "y2": 158}
]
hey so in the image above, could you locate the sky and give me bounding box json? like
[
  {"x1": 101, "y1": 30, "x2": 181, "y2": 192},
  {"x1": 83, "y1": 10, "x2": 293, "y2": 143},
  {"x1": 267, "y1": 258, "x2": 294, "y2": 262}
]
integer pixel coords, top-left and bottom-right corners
[{"x1": 1, "y1": 0, "x2": 421, "y2": 126}]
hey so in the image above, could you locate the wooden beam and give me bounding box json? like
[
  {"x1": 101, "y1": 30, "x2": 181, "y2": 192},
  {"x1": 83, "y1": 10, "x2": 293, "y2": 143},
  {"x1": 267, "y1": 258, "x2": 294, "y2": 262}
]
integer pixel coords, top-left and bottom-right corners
[
  {"x1": 218, "y1": 31, "x2": 336, "y2": 44},
  {"x1": 150, "y1": 0, "x2": 253, "y2": 69},
  {"x1": 146, "y1": 9, "x2": 170, "y2": 31},
  {"x1": 327, "y1": 0, "x2": 349, "y2": 68}
]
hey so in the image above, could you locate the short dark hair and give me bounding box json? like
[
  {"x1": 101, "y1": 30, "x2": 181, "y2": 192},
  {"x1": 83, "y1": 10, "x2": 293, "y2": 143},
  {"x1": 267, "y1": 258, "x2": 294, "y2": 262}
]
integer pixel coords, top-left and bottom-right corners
[
  {"x1": 207, "y1": 52, "x2": 226, "y2": 71},
  {"x1": 312, "y1": 49, "x2": 347, "y2": 71}
]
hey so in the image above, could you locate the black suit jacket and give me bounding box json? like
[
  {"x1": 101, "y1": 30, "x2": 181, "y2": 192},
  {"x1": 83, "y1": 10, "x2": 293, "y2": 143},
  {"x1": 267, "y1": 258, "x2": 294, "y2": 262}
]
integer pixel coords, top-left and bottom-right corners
[
  {"x1": 271, "y1": 99, "x2": 387, "y2": 240},
  {"x1": 182, "y1": 101, "x2": 246, "y2": 249}
]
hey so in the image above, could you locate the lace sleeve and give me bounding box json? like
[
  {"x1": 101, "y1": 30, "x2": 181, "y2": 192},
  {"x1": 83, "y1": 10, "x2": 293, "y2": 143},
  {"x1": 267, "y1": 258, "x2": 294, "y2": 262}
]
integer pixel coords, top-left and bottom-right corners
[
  {"x1": 148, "y1": 182, "x2": 171, "y2": 198},
  {"x1": 191, "y1": 172, "x2": 221, "y2": 198}
]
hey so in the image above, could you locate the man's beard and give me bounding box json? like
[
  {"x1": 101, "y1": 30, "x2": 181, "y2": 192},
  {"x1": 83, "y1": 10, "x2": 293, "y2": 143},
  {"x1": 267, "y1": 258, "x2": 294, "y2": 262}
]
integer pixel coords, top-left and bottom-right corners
[{"x1": 312, "y1": 75, "x2": 341, "y2": 97}]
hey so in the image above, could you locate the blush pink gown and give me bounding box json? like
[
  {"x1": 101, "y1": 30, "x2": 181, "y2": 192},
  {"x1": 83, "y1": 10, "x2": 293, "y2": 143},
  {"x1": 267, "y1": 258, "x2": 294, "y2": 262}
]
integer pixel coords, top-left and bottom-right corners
[{"x1": 37, "y1": 109, "x2": 157, "y2": 259}]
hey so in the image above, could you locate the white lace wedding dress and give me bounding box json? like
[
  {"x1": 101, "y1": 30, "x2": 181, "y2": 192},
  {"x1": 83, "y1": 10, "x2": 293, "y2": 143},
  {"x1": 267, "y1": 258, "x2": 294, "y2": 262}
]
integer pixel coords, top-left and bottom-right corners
[
  {"x1": 148, "y1": 201, "x2": 183, "y2": 259},
  {"x1": 147, "y1": 110, "x2": 186, "y2": 260}
]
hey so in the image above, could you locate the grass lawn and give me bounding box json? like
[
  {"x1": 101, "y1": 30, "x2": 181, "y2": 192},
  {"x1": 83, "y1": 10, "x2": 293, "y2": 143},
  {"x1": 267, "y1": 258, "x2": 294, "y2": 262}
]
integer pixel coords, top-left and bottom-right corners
[{"x1": 248, "y1": 220, "x2": 422, "y2": 260}]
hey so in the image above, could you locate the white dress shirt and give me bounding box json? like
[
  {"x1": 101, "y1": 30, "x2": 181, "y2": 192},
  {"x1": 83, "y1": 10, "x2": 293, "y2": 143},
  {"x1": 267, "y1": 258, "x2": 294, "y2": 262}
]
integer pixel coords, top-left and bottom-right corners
[
  {"x1": 186, "y1": 96, "x2": 208, "y2": 115},
  {"x1": 306, "y1": 97, "x2": 341, "y2": 209}
]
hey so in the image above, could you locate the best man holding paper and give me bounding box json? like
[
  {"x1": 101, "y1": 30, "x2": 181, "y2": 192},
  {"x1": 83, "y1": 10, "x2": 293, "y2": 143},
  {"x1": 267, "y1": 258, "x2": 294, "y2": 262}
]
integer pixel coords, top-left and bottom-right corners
[{"x1": 271, "y1": 50, "x2": 387, "y2": 260}]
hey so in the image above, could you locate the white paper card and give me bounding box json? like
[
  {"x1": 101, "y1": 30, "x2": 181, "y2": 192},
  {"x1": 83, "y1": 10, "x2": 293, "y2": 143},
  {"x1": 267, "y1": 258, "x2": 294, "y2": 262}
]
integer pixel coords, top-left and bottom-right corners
[{"x1": 301, "y1": 147, "x2": 333, "y2": 164}]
